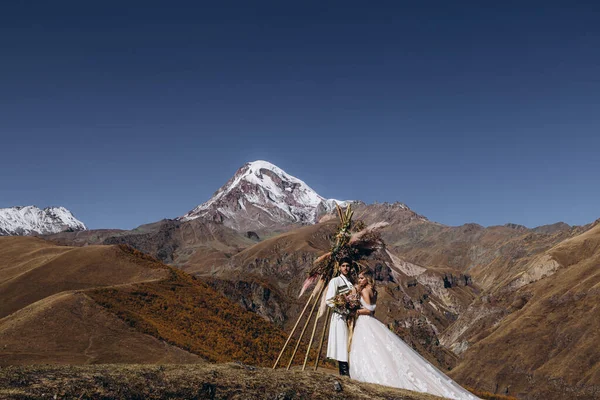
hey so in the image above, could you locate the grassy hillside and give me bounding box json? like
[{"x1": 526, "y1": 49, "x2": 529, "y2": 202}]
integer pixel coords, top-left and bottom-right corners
[
  {"x1": 87, "y1": 247, "x2": 295, "y2": 366},
  {"x1": 0, "y1": 238, "x2": 302, "y2": 367}
]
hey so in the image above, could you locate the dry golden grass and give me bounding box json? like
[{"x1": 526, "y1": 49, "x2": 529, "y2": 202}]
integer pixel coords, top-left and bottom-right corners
[
  {"x1": 0, "y1": 237, "x2": 167, "y2": 319},
  {"x1": 0, "y1": 292, "x2": 201, "y2": 365},
  {"x1": 0, "y1": 363, "x2": 451, "y2": 400}
]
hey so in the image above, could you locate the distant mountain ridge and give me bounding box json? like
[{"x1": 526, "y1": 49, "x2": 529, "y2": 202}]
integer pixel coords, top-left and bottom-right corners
[
  {"x1": 0, "y1": 205, "x2": 86, "y2": 236},
  {"x1": 180, "y1": 160, "x2": 352, "y2": 231}
]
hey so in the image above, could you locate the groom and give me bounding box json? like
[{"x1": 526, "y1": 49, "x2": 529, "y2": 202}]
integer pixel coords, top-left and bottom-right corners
[{"x1": 325, "y1": 258, "x2": 354, "y2": 376}]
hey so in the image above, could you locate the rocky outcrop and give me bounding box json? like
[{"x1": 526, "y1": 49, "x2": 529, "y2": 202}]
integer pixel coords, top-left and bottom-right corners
[{"x1": 206, "y1": 278, "x2": 287, "y2": 327}]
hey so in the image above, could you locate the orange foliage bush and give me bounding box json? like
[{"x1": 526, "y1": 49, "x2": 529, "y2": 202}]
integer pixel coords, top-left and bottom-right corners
[{"x1": 464, "y1": 387, "x2": 519, "y2": 400}]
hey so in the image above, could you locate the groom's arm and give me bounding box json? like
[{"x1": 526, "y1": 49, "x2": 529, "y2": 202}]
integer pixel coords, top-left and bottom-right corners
[{"x1": 325, "y1": 278, "x2": 338, "y2": 308}]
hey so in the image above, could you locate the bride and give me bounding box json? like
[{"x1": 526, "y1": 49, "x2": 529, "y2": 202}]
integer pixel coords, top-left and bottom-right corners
[{"x1": 349, "y1": 268, "x2": 480, "y2": 400}]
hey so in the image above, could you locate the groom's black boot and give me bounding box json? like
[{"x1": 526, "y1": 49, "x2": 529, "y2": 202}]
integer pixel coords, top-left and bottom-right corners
[{"x1": 338, "y1": 361, "x2": 350, "y2": 376}]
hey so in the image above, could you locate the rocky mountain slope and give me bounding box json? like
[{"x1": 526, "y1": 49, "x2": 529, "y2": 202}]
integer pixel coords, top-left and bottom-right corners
[
  {"x1": 448, "y1": 221, "x2": 600, "y2": 399},
  {"x1": 44, "y1": 218, "x2": 256, "y2": 275},
  {"x1": 200, "y1": 219, "x2": 479, "y2": 372},
  {"x1": 0, "y1": 205, "x2": 86, "y2": 236}
]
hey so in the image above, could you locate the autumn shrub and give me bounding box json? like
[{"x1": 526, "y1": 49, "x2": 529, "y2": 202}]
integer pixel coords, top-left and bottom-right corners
[{"x1": 465, "y1": 387, "x2": 519, "y2": 400}]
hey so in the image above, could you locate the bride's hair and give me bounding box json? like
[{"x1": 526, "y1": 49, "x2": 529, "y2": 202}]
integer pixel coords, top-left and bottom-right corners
[{"x1": 358, "y1": 267, "x2": 377, "y2": 296}]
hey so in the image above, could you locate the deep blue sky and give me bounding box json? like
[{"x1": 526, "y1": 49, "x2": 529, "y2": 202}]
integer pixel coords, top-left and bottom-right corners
[{"x1": 1, "y1": 1, "x2": 599, "y2": 230}]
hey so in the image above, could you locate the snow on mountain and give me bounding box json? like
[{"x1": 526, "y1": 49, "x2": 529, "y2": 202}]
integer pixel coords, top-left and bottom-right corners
[
  {"x1": 0, "y1": 206, "x2": 87, "y2": 236},
  {"x1": 180, "y1": 160, "x2": 351, "y2": 231}
]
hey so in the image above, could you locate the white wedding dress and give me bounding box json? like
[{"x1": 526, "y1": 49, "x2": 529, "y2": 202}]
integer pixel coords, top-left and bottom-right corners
[{"x1": 349, "y1": 298, "x2": 480, "y2": 400}]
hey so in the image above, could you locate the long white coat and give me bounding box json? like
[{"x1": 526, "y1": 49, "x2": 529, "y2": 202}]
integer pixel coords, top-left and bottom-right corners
[{"x1": 325, "y1": 274, "x2": 354, "y2": 362}]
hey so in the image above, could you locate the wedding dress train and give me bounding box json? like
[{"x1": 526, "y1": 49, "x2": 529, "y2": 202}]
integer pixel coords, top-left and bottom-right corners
[{"x1": 349, "y1": 299, "x2": 479, "y2": 400}]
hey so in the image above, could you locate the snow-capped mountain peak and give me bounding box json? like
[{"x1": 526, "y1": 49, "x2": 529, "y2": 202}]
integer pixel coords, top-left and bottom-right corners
[
  {"x1": 180, "y1": 160, "x2": 351, "y2": 230},
  {"x1": 0, "y1": 205, "x2": 87, "y2": 236}
]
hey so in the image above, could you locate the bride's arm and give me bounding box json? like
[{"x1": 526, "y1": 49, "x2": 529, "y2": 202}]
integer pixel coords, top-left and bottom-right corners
[{"x1": 356, "y1": 287, "x2": 374, "y2": 316}]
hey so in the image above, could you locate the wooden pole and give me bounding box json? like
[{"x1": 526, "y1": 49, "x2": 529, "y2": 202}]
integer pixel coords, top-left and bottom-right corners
[
  {"x1": 302, "y1": 289, "x2": 326, "y2": 370},
  {"x1": 272, "y1": 291, "x2": 315, "y2": 369},
  {"x1": 313, "y1": 307, "x2": 331, "y2": 371},
  {"x1": 286, "y1": 284, "x2": 324, "y2": 370}
]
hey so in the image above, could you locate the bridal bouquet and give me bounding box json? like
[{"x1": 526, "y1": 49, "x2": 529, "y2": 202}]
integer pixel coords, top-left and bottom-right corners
[{"x1": 332, "y1": 292, "x2": 361, "y2": 318}]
